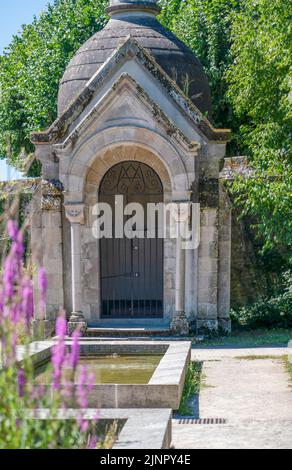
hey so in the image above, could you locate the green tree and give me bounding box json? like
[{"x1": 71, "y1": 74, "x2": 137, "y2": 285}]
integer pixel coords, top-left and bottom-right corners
[
  {"x1": 226, "y1": 0, "x2": 292, "y2": 257},
  {"x1": 0, "y1": 0, "x2": 290, "y2": 260},
  {"x1": 158, "y1": 0, "x2": 241, "y2": 131},
  {"x1": 0, "y1": 0, "x2": 108, "y2": 169},
  {"x1": 0, "y1": 0, "x2": 242, "y2": 172}
]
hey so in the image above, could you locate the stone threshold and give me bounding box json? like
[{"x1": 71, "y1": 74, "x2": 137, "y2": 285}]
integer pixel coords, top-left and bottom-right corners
[{"x1": 86, "y1": 327, "x2": 172, "y2": 338}]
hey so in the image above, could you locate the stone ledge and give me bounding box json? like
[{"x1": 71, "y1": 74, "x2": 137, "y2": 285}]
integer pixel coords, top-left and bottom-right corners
[{"x1": 30, "y1": 408, "x2": 172, "y2": 449}]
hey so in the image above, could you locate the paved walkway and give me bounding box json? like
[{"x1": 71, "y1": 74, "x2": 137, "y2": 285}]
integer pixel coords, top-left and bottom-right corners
[{"x1": 173, "y1": 346, "x2": 292, "y2": 449}]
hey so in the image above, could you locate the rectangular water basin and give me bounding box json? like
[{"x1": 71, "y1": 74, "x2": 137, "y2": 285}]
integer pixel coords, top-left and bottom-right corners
[
  {"x1": 21, "y1": 341, "x2": 191, "y2": 410},
  {"x1": 36, "y1": 354, "x2": 163, "y2": 385}
]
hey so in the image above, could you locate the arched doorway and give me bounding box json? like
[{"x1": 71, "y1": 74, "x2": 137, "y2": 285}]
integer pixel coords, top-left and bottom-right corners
[{"x1": 99, "y1": 161, "x2": 164, "y2": 319}]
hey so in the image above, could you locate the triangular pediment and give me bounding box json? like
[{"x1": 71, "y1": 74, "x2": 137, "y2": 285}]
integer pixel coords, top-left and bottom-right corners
[
  {"x1": 31, "y1": 36, "x2": 230, "y2": 145},
  {"x1": 54, "y1": 73, "x2": 198, "y2": 152},
  {"x1": 101, "y1": 87, "x2": 152, "y2": 127}
]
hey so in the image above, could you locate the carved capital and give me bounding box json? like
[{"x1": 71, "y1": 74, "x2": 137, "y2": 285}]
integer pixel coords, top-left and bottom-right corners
[
  {"x1": 171, "y1": 202, "x2": 192, "y2": 223},
  {"x1": 65, "y1": 203, "x2": 85, "y2": 225},
  {"x1": 41, "y1": 179, "x2": 63, "y2": 211}
]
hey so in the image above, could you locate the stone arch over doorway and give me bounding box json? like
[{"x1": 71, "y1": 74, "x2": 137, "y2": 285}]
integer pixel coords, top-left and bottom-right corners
[
  {"x1": 78, "y1": 143, "x2": 179, "y2": 324},
  {"x1": 84, "y1": 144, "x2": 172, "y2": 206},
  {"x1": 60, "y1": 126, "x2": 192, "y2": 203}
]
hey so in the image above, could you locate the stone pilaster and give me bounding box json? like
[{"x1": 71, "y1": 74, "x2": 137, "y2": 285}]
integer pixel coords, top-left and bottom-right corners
[
  {"x1": 171, "y1": 203, "x2": 190, "y2": 336},
  {"x1": 197, "y1": 206, "x2": 219, "y2": 335},
  {"x1": 31, "y1": 179, "x2": 64, "y2": 339},
  {"x1": 64, "y1": 203, "x2": 87, "y2": 336}
]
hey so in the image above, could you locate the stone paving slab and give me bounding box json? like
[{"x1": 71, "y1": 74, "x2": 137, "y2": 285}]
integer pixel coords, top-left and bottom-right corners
[
  {"x1": 191, "y1": 346, "x2": 288, "y2": 361},
  {"x1": 172, "y1": 419, "x2": 292, "y2": 449},
  {"x1": 173, "y1": 347, "x2": 292, "y2": 449}
]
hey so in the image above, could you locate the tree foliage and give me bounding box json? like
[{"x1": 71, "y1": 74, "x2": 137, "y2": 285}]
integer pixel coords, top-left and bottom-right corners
[
  {"x1": 226, "y1": 0, "x2": 292, "y2": 256},
  {"x1": 0, "y1": 0, "x2": 291, "y2": 257},
  {"x1": 0, "y1": 0, "x2": 108, "y2": 167},
  {"x1": 159, "y1": 0, "x2": 241, "y2": 132},
  {"x1": 0, "y1": 0, "x2": 242, "y2": 168}
]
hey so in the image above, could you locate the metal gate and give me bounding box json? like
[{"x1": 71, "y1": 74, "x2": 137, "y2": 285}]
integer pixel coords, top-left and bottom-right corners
[{"x1": 99, "y1": 161, "x2": 164, "y2": 319}]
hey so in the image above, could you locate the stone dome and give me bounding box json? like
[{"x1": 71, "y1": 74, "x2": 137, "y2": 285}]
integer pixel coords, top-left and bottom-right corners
[{"x1": 58, "y1": 1, "x2": 212, "y2": 118}]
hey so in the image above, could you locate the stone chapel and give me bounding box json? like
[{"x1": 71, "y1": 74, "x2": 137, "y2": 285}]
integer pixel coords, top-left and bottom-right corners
[{"x1": 30, "y1": 0, "x2": 232, "y2": 336}]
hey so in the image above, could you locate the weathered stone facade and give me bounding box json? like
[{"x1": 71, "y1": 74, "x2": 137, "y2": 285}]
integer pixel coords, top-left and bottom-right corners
[{"x1": 30, "y1": 0, "x2": 232, "y2": 336}]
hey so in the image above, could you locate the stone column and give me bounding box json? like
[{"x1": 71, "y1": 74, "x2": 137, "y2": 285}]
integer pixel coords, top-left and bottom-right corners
[
  {"x1": 65, "y1": 203, "x2": 87, "y2": 336},
  {"x1": 171, "y1": 204, "x2": 190, "y2": 336}
]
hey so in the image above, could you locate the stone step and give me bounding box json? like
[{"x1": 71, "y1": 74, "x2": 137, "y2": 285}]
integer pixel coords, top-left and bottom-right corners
[{"x1": 85, "y1": 327, "x2": 172, "y2": 338}]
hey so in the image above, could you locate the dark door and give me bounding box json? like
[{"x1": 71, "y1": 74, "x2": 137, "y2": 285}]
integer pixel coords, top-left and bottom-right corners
[{"x1": 99, "y1": 161, "x2": 164, "y2": 319}]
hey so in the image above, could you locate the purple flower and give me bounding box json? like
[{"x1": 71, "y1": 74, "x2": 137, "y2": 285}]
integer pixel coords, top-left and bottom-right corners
[
  {"x1": 0, "y1": 289, "x2": 4, "y2": 314},
  {"x1": 21, "y1": 276, "x2": 34, "y2": 328},
  {"x1": 77, "y1": 365, "x2": 89, "y2": 409},
  {"x1": 11, "y1": 304, "x2": 19, "y2": 324},
  {"x1": 79, "y1": 420, "x2": 89, "y2": 433},
  {"x1": 38, "y1": 267, "x2": 47, "y2": 314},
  {"x1": 2, "y1": 221, "x2": 25, "y2": 302},
  {"x1": 17, "y1": 369, "x2": 26, "y2": 398},
  {"x1": 61, "y1": 380, "x2": 74, "y2": 401},
  {"x1": 3, "y1": 256, "x2": 17, "y2": 299},
  {"x1": 56, "y1": 314, "x2": 67, "y2": 337},
  {"x1": 69, "y1": 330, "x2": 80, "y2": 369},
  {"x1": 7, "y1": 220, "x2": 18, "y2": 241},
  {"x1": 52, "y1": 314, "x2": 68, "y2": 390},
  {"x1": 10, "y1": 229, "x2": 24, "y2": 259},
  {"x1": 88, "y1": 435, "x2": 98, "y2": 450}
]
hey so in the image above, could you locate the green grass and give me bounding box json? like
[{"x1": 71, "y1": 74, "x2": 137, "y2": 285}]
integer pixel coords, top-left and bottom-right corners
[
  {"x1": 232, "y1": 354, "x2": 292, "y2": 391},
  {"x1": 193, "y1": 328, "x2": 291, "y2": 348},
  {"x1": 179, "y1": 361, "x2": 203, "y2": 416},
  {"x1": 283, "y1": 355, "x2": 292, "y2": 386},
  {"x1": 234, "y1": 355, "x2": 283, "y2": 360}
]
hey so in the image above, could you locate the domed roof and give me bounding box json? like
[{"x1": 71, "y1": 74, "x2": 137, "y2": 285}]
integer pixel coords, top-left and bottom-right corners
[{"x1": 58, "y1": 2, "x2": 212, "y2": 118}]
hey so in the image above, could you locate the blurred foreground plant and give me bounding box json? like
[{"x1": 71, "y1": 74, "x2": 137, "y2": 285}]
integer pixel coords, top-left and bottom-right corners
[{"x1": 0, "y1": 220, "x2": 99, "y2": 449}]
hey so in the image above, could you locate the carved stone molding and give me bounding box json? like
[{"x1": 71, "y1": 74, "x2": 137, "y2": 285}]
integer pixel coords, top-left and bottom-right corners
[
  {"x1": 64, "y1": 203, "x2": 85, "y2": 224},
  {"x1": 171, "y1": 311, "x2": 189, "y2": 336},
  {"x1": 68, "y1": 313, "x2": 87, "y2": 337},
  {"x1": 41, "y1": 179, "x2": 63, "y2": 211}
]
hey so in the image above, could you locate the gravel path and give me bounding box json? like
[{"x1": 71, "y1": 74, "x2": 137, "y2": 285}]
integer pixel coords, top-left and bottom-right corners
[{"x1": 173, "y1": 346, "x2": 292, "y2": 449}]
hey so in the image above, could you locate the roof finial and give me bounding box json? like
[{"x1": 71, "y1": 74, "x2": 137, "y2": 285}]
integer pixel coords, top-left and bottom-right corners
[{"x1": 107, "y1": 0, "x2": 161, "y2": 17}]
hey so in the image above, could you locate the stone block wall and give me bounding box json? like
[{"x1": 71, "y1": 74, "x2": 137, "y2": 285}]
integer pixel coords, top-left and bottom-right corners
[{"x1": 230, "y1": 210, "x2": 269, "y2": 308}]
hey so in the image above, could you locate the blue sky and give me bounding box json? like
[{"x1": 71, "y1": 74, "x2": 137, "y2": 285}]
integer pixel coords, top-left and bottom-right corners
[
  {"x1": 0, "y1": 1, "x2": 52, "y2": 179},
  {"x1": 0, "y1": 0, "x2": 52, "y2": 54}
]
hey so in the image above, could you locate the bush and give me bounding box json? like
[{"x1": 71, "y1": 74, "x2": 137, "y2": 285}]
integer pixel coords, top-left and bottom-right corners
[{"x1": 231, "y1": 272, "x2": 292, "y2": 330}]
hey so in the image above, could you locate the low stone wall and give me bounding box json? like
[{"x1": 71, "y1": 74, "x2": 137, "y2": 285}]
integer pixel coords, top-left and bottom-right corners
[
  {"x1": 0, "y1": 178, "x2": 40, "y2": 212},
  {"x1": 0, "y1": 178, "x2": 40, "y2": 257}
]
